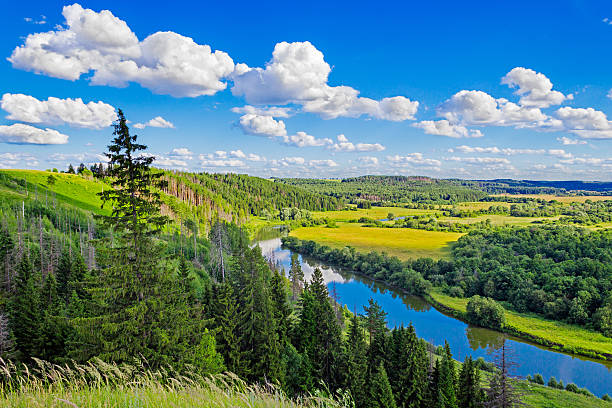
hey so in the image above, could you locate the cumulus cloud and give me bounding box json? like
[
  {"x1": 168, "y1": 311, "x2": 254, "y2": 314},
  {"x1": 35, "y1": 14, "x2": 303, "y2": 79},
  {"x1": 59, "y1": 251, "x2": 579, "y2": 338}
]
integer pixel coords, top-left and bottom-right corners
[
  {"x1": 309, "y1": 159, "x2": 338, "y2": 167},
  {"x1": 501, "y1": 67, "x2": 571, "y2": 108},
  {"x1": 557, "y1": 136, "x2": 586, "y2": 145},
  {"x1": 329, "y1": 134, "x2": 385, "y2": 152},
  {"x1": 154, "y1": 156, "x2": 188, "y2": 168},
  {"x1": 10, "y1": 4, "x2": 234, "y2": 97},
  {"x1": 0, "y1": 124, "x2": 68, "y2": 144},
  {"x1": 387, "y1": 153, "x2": 441, "y2": 167},
  {"x1": 133, "y1": 116, "x2": 174, "y2": 129},
  {"x1": 450, "y1": 145, "x2": 573, "y2": 158},
  {"x1": 232, "y1": 41, "x2": 418, "y2": 121},
  {"x1": 284, "y1": 131, "x2": 332, "y2": 147},
  {"x1": 0, "y1": 152, "x2": 39, "y2": 168},
  {"x1": 48, "y1": 152, "x2": 107, "y2": 164},
  {"x1": 1, "y1": 93, "x2": 116, "y2": 129},
  {"x1": 281, "y1": 156, "x2": 305, "y2": 165},
  {"x1": 199, "y1": 150, "x2": 248, "y2": 167},
  {"x1": 170, "y1": 147, "x2": 193, "y2": 158},
  {"x1": 413, "y1": 119, "x2": 483, "y2": 138},
  {"x1": 238, "y1": 113, "x2": 287, "y2": 137},
  {"x1": 231, "y1": 105, "x2": 292, "y2": 118},
  {"x1": 357, "y1": 156, "x2": 379, "y2": 166},
  {"x1": 448, "y1": 156, "x2": 511, "y2": 164},
  {"x1": 555, "y1": 107, "x2": 612, "y2": 139}
]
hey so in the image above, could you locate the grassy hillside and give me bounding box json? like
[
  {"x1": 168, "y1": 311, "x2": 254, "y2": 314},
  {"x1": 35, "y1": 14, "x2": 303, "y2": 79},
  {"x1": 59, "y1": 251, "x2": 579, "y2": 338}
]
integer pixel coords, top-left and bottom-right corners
[
  {"x1": 0, "y1": 169, "x2": 342, "y2": 230},
  {"x1": 290, "y1": 222, "x2": 463, "y2": 260}
]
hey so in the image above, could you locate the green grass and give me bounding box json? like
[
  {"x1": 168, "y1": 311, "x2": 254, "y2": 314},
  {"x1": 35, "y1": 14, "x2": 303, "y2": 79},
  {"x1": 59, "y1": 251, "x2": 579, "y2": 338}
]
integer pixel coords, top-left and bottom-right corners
[
  {"x1": 0, "y1": 359, "x2": 345, "y2": 408},
  {"x1": 0, "y1": 169, "x2": 111, "y2": 215},
  {"x1": 430, "y1": 290, "x2": 612, "y2": 361},
  {"x1": 290, "y1": 222, "x2": 463, "y2": 260},
  {"x1": 438, "y1": 214, "x2": 561, "y2": 226},
  {"x1": 456, "y1": 201, "x2": 513, "y2": 210},
  {"x1": 310, "y1": 206, "x2": 439, "y2": 221},
  {"x1": 517, "y1": 382, "x2": 611, "y2": 407}
]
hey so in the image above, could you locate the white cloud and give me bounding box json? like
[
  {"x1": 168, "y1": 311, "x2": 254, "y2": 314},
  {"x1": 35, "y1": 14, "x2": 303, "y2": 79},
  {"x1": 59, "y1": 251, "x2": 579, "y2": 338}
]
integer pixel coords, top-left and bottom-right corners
[
  {"x1": 10, "y1": 4, "x2": 234, "y2": 97},
  {"x1": 201, "y1": 158, "x2": 245, "y2": 167},
  {"x1": 608, "y1": 89, "x2": 612, "y2": 99},
  {"x1": 24, "y1": 15, "x2": 47, "y2": 25},
  {"x1": 547, "y1": 149, "x2": 573, "y2": 159},
  {"x1": 448, "y1": 156, "x2": 511, "y2": 164},
  {"x1": 247, "y1": 153, "x2": 266, "y2": 162},
  {"x1": 309, "y1": 159, "x2": 338, "y2": 167},
  {"x1": 1, "y1": 93, "x2": 116, "y2": 129},
  {"x1": 230, "y1": 149, "x2": 246, "y2": 159},
  {"x1": 133, "y1": 116, "x2": 174, "y2": 129},
  {"x1": 329, "y1": 134, "x2": 385, "y2": 152},
  {"x1": 0, "y1": 152, "x2": 39, "y2": 168},
  {"x1": 232, "y1": 41, "x2": 418, "y2": 121},
  {"x1": 555, "y1": 107, "x2": 612, "y2": 139},
  {"x1": 357, "y1": 156, "x2": 379, "y2": 166},
  {"x1": 413, "y1": 120, "x2": 483, "y2": 138},
  {"x1": 283, "y1": 131, "x2": 332, "y2": 147},
  {"x1": 154, "y1": 156, "x2": 188, "y2": 168},
  {"x1": 171, "y1": 147, "x2": 193, "y2": 157},
  {"x1": 0, "y1": 124, "x2": 68, "y2": 144},
  {"x1": 231, "y1": 105, "x2": 292, "y2": 118},
  {"x1": 501, "y1": 67, "x2": 571, "y2": 108},
  {"x1": 48, "y1": 152, "x2": 107, "y2": 164},
  {"x1": 387, "y1": 153, "x2": 441, "y2": 167},
  {"x1": 557, "y1": 136, "x2": 586, "y2": 145},
  {"x1": 281, "y1": 156, "x2": 305, "y2": 165},
  {"x1": 238, "y1": 114, "x2": 287, "y2": 137}
]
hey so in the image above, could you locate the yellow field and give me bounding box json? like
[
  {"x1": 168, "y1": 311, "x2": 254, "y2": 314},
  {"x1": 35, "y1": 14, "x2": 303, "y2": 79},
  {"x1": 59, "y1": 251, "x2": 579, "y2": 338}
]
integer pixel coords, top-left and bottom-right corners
[
  {"x1": 290, "y1": 222, "x2": 463, "y2": 260},
  {"x1": 310, "y1": 206, "x2": 439, "y2": 221},
  {"x1": 438, "y1": 214, "x2": 560, "y2": 226},
  {"x1": 456, "y1": 201, "x2": 513, "y2": 210},
  {"x1": 491, "y1": 194, "x2": 612, "y2": 203},
  {"x1": 431, "y1": 291, "x2": 612, "y2": 360}
]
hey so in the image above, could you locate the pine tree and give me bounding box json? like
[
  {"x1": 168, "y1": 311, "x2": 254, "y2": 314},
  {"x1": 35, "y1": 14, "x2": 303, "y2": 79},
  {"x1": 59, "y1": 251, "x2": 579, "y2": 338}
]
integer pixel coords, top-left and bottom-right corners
[
  {"x1": 289, "y1": 253, "x2": 304, "y2": 301},
  {"x1": 56, "y1": 250, "x2": 72, "y2": 301},
  {"x1": 38, "y1": 272, "x2": 68, "y2": 361},
  {"x1": 425, "y1": 359, "x2": 446, "y2": 408},
  {"x1": 213, "y1": 282, "x2": 242, "y2": 373},
  {"x1": 270, "y1": 268, "x2": 291, "y2": 346},
  {"x1": 388, "y1": 325, "x2": 428, "y2": 408},
  {"x1": 370, "y1": 362, "x2": 397, "y2": 408},
  {"x1": 0, "y1": 227, "x2": 14, "y2": 291},
  {"x1": 10, "y1": 255, "x2": 41, "y2": 359},
  {"x1": 458, "y1": 356, "x2": 483, "y2": 408},
  {"x1": 346, "y1": 312, "x2": 368, "y2": 408},
  {"x1": 296, "y1": 268, "x2": 342, "y2": 389},
  {"x1": 439, "y1": 341, "x2": 458, "y2": 408},
  {"x1": 364, "y1": 298, "x2": 388, "y2": 371}
]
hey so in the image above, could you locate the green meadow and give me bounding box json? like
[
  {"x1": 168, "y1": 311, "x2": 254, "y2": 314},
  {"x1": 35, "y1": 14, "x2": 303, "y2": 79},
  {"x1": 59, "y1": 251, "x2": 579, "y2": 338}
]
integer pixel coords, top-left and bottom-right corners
[
  {"x1": 310, "y1": 206, "x2": 439, "y2": 221},
  {"x1": 290, "y1": 222, "x2": 463, "y2": 260}
]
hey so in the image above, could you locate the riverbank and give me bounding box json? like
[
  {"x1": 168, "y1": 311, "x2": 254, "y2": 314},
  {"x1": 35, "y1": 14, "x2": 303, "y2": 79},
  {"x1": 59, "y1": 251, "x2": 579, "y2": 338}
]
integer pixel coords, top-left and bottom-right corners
[
  {"x1": 428, "y1": 291, "x2": 612, "y2": 362},
  {"x1": 281, "y1": 234, "x2": 612, "y2": 363}
]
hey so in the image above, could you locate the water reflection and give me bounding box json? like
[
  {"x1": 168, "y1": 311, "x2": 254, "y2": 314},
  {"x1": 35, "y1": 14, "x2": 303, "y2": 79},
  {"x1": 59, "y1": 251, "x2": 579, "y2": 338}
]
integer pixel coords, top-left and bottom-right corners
[{"x1": 252, "y1": 233, "x2": 612, "y2": 396}]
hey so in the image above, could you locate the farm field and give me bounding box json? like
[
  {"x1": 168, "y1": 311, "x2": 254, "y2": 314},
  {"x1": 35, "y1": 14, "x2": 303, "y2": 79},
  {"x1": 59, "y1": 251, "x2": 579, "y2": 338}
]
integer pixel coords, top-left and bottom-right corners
[
  {"x1": 310, "y1": 206, "x2": 439, "y2": 221},
  {"x1": 290, "y1": 222, "x2": 463, "y2": 260},
  {"x1": 456, "y1": 201, "x2": 513, "y2": 210},
  {"x1": 437, "y1": 214, "x2": 561, "y2": 226},
  {"x1": 430, "y1": 291, "x2": 612, "y2": 360}
]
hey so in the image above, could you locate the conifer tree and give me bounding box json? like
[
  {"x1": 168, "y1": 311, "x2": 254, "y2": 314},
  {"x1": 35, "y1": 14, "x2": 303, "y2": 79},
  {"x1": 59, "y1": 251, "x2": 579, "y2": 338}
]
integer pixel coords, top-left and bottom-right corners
[
  {"x1": 10, "y1": 255, "x2": 40, "y2": 359},
  {"x1": 388, "y1": 324, "x2": 428, "y2": 408},
  {"x1": 346, "y1": 312, "x2": 368, "y2": 408},
  {"x1": 289, "y1": 253, "x2": 304, "y2": 301},
  {"x1": 458, "y1": 356, "x2": 483, "y2": 408},
  {"x1": 296, "y1": 268, "x2": 342, "y2": 389},
  {"x1": 213, "y1": 282, "x2": 242, "y2": 373},
  {"x1": 425, "y1": 359, "x2": 445, "y2": 408},
  {"x1": 38, "y1": 272, "x2": 68, "y2": 361},
  {"x1": 364, "y1": 298, "x2": 388, "y2": 370},
  {"x1": 270, "y1": 268, "x2": 291, "y2": 346},
  {"x1": 486, "y1": 341, "x2": 524, "y2": 408},
  {"x1": 370, "y1": 362, "x2": 397, "y2": 408},
  {"x1": 439, "y1": 341, "x2": 458, "y2": 408},
  {"x1": 56, "y1": 250, "x2": 72, "y2": 300}
]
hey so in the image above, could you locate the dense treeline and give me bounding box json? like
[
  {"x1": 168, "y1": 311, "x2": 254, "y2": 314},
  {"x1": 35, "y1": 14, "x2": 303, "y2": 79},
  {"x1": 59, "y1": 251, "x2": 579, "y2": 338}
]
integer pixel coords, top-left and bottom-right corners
[
  {"x1": 161, "y1": 171, "x2": 341, "y2": 225},
  {"x1": 474, "y1": 179, "x2": 612, "y2": 195},
  {"x1": 278, "y1": 176, "x2": 488, "y2": 204},
  {"x1": 449, "y1": 226, "x2": 612, "y2": 335}
]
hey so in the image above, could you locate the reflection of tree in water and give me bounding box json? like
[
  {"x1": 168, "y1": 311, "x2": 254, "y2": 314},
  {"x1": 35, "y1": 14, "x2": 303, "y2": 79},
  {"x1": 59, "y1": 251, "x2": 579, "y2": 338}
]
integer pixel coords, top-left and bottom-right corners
[
  {"x1": 252, "y1": 225, "x2": 288, "y2": 242},
  {"x1": 466, "y1": 325, "x2": 506, "y2": 351}
]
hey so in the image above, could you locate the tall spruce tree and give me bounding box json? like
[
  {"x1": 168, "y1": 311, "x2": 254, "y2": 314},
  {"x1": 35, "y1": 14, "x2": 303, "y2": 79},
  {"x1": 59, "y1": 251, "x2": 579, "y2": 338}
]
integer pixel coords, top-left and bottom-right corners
[
  {"x1": 289, "y1": 253, "x2": 304, "y2": 301},
  {"x1": 10, "y1": 255, "x2": 40, "y2": 359},
  {"x1": 439, "y1": 341, "x2": 458, "y2": 408},
  {"x1": 296, "y1": 268, "x2": 342, "y2": 389},
  {"x1": 346, "y1": 312, "x2": 368, "y2": 408},
  {"x1": 458, "y1": 356, "x2": 483, "y2": 408},
  {"x1": 55, "y1": 250, "x2": 72, "y2": 301},
  {"x1": 370, "y1": 362, "x2": 397, "y2": 408},
  {"x1": 213, "y1": 282, "x2": 242, "y2": 373},
  {"x1": 75, "y1": 110, "x2": 198, "y2": 368},
  {"x1": 388, "y1": 324, "x2": 428, "y2": 408}
]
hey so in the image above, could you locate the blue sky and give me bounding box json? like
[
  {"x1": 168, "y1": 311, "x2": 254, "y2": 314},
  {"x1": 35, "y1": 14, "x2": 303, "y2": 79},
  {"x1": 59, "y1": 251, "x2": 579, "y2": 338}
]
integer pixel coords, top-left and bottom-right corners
[{"x1": 1, "y1": 1, "x2": 611, "y2": 180}]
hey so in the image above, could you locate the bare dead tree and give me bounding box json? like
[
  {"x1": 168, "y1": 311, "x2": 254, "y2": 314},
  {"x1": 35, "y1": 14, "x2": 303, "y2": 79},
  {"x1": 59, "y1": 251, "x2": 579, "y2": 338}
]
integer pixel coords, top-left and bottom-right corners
[
  {"x1": 209, "y1": 219, "x2": 230, "y2": 282},
  {"x1": 486, "y1": 338, "x2": 526, "y2": 408}
]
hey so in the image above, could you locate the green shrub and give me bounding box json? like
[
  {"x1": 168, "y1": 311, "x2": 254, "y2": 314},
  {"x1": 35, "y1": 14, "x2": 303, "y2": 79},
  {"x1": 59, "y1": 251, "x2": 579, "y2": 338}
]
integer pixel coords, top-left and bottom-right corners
[{"x1": 466, "y1": 295, "x2": 505, "y2": 329}]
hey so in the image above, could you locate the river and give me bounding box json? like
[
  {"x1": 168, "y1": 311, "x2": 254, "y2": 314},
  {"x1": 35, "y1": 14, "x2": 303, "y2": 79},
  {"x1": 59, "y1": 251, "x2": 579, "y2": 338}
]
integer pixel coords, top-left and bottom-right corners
[{"x1": 254, "y1": 232, "x2": 612, "y2": 397}]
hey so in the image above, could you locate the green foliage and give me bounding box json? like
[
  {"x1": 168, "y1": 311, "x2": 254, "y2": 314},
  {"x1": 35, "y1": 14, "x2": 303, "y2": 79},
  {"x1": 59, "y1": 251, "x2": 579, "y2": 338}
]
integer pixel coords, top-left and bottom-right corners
[
  {"x1": 369, "y1": 363, "x2": 397, "y2": 408},
  {"x1": 466, "y1": 296, "x2": 506, "y2": 330}
]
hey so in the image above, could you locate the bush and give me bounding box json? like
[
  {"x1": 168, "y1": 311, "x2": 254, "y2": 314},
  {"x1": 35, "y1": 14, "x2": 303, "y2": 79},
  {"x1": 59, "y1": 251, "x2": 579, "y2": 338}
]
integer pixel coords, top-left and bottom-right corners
[
  {"x1": 602, "y1": 394, "x2": 612, "y2": 402},
  {"x1": 448, "y1": 286, "x2": 464, "y2": 298},
  {"x1": 547, "y1": 377, "x2": 558, "y2": 388},
  {"x1": 533, "y1": 373, "x2": 544, "y2": 385},
  {"x1": 466, "y1": 295, "x2": 506, "y2": 329},
  {"x1": 565, "y1": 383, "x2": 579, "y2": 393}
]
